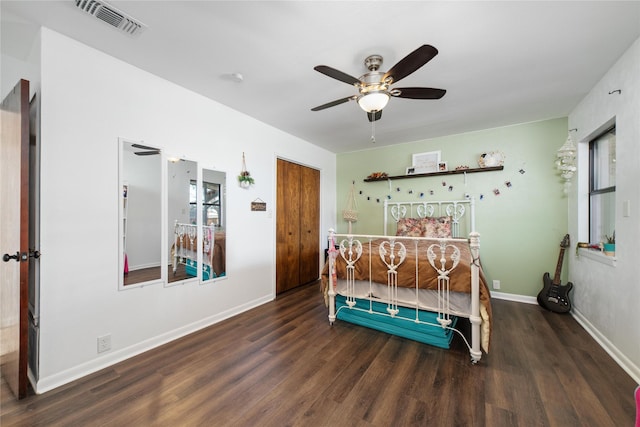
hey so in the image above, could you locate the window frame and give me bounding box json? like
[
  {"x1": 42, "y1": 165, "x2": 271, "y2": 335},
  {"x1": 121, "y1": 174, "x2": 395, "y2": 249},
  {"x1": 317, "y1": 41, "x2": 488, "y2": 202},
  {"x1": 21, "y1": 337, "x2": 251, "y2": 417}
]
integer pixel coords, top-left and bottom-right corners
[
  {"x1": 189, "y1": 179, "x2": 222, "y2": 227},
  {"x1": 588, "y1": 126, "x2": 616, "y2": 243}
]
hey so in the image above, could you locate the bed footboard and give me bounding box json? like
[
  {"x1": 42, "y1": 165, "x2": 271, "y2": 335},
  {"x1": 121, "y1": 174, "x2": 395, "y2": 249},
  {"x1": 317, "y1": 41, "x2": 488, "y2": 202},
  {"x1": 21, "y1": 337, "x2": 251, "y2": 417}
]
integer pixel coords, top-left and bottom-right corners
[
  {"x1": 326, "y1": 229, "x2": 484, "y2": 364},
  {"x1": 173, "y1": 221, "x2": 217, "y2": 279}
]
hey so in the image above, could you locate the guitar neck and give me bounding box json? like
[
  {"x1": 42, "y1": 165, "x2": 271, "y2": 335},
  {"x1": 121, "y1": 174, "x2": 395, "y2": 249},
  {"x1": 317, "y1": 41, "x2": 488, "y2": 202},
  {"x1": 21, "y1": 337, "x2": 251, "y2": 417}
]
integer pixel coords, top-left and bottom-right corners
[{"x1": 553, "y1": 247, "x2": 566, "y2": 285}]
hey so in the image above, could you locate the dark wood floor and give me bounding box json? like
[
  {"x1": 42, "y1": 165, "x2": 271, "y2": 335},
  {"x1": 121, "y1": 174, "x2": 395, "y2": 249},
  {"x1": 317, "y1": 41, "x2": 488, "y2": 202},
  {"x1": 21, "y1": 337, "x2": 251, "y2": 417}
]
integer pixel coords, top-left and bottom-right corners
[
  {"x1": 124, "y1": 264, "x2": 191, "y2": 286},
  {"x1": 1, "y1": 282, "x2": 637, "y2": 426}
]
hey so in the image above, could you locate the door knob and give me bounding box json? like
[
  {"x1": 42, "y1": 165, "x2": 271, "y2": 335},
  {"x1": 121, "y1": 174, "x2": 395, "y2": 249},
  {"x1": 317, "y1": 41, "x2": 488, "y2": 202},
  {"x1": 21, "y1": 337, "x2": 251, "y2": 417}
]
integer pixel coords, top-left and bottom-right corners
[
  {"x1": 29, "y1": 250, "x2": 40, "y2": 259},
  {"x1": 3, "y1": 252, "x2": 20, "y2": 262}
]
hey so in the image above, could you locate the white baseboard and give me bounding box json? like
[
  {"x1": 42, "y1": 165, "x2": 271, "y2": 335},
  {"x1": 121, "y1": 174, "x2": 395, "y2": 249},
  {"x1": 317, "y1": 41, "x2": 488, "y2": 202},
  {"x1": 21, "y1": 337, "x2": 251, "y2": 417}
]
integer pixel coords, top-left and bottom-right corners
[
  {"x1": 491, "y1": 291, "x2": 537, "y2": 305},
  {"x1": 34, "y1": 294, "x2": 274, "y2": 394}
]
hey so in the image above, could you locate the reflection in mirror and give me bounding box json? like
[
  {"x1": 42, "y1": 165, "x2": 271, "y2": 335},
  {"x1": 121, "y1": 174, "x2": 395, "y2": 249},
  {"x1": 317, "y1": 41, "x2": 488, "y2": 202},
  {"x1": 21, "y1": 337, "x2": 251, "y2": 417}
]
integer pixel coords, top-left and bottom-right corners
[
  {"x1": 167, "y1": 158, "x2": 198, "y2": 284},
  {"x1": 120, "y1": 140, "x2": 162, "y2": 288},
  {"x1": 200, "y1": 169, "x2": 226, "y2": 282}
]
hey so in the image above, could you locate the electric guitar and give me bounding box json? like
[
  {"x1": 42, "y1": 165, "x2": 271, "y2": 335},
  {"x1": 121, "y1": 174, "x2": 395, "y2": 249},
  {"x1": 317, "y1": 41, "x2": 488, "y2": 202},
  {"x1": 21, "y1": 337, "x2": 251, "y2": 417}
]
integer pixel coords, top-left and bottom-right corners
[{"x1": 537, "y1": 234, "x2": 573, "y2": 313}]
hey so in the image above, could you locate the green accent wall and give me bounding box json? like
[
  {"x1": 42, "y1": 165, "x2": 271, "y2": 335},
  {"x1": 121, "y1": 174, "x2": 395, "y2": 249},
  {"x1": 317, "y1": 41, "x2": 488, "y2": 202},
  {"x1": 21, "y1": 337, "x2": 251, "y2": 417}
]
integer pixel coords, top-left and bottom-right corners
[{"x1": 336, "y1": 118, "x2": 569, "y2": 297}]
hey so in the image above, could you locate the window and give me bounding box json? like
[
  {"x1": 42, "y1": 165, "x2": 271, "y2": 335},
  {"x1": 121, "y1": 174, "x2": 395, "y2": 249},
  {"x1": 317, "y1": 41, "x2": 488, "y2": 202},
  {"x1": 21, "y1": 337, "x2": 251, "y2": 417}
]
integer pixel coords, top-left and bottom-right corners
[
  {"x1": 589, "y1": 126, "x2": 616, "y2": 243},
  {"x1": 189, "y1": 180, "x2": 222, "y2": 226}
]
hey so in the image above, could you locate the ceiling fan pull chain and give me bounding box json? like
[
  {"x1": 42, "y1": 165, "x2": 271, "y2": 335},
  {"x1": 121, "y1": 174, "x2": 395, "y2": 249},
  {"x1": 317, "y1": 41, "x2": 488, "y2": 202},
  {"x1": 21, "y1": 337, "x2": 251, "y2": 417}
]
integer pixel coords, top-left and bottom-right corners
[{"x1": 371, "y1": 116, "x2": 376, "y2": 143}]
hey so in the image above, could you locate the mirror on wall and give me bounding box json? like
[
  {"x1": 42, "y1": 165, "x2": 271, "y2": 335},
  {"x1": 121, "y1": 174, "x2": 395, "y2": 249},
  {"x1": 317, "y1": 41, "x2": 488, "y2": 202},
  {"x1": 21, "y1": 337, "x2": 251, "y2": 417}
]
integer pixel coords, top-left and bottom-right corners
[
  {"x1": 119, "y1": 139, "x2": 162, "y2": 289},
  {"x1": 199, "y1": 168, "x2": 226, "y2": 282},
  {"x1": 168, "y1": 164, "x2": 227, "y2": 284},
  {"x1": 167, "y1": 158, "x2": 198, "y2": 285}
]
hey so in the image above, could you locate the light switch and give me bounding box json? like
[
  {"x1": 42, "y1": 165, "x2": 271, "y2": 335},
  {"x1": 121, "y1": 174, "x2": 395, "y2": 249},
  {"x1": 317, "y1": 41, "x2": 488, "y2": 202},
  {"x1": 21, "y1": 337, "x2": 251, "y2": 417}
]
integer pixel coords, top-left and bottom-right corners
[{"x1": 623, "y1": 200, "x2": 631, "y2": 217}]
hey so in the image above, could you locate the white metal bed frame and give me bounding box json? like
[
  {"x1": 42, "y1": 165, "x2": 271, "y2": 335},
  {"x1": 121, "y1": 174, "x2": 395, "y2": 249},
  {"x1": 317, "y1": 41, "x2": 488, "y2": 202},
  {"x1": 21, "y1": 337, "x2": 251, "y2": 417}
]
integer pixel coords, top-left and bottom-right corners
[
  {"x1": 327, "y1": 199, "x2": 483, "y2": 363},
  {"x1": 172, "y1": 221, "x2": 215, "y2": 277},
  {"x1": 383, "y1": 198, "x2": 475, "y2": 237}
]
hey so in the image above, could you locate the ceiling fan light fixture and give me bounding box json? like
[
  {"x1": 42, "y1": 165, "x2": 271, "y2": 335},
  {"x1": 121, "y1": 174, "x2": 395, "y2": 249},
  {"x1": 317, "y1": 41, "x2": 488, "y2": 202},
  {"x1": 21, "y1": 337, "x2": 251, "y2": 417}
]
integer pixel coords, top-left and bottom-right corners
[{"x1": 357, "y1": 91, "x2": 390, "y2": 113}]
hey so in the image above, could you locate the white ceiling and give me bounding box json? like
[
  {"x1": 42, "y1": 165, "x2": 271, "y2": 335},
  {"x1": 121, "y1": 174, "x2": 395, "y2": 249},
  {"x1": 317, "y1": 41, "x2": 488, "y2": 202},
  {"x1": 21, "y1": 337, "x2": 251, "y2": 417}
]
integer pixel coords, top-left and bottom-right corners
[{"x1": 2, "y1": 1, "x2": 639, "y2": 153}]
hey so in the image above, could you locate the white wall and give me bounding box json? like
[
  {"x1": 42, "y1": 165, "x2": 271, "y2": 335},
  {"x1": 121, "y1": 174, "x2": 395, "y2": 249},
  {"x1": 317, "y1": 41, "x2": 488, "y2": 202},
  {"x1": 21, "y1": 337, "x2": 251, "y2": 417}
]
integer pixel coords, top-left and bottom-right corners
[
  {"x1": 31, "y1": 28, "x2": 336, "y2": 392},
  {"x1": 0, "y1": 25, "x2": 40, "y2": 100},
  {"x1": 336, "y1": 118, "x2": 569, "y2": 299},
  {"x1": 568, "y1": 36, "x2": 640, "y2": 383}
]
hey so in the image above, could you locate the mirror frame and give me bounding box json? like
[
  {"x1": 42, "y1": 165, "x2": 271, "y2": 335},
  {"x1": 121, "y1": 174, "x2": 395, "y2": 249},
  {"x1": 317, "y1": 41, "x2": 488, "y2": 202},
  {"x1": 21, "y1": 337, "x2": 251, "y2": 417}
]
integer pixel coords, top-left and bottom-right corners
[
  {"x1": 166, "y1": 163, "x2": 227, "y2": 286},
  {"x1": 118, "y1": 138, "x2": 164, "y2": 290},
  {"x1": 165, "y1": 157, "x2": 199, "y2": 287}
]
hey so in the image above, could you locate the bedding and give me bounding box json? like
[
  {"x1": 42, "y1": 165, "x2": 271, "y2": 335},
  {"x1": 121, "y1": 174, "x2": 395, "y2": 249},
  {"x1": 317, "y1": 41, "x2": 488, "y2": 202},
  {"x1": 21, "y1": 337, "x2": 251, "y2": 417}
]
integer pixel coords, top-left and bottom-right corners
[
  {"x1": 396, "y1": 216, "x2": 452, "y2": 238},
  {"x1": 173, "y1": 223, "x2": 226, "y2": 279},
  {"x1": 211, "y1": 231, "x2": 226, "y2": 277}
]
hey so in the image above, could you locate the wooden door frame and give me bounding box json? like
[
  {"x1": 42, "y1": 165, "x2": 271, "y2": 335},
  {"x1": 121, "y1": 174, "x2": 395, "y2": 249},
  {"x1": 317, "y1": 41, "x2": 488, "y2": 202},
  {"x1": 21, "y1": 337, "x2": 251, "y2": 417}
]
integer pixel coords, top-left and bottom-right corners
[{"x1": 275, "y1": 158, "x2": 321, "y2": 295}]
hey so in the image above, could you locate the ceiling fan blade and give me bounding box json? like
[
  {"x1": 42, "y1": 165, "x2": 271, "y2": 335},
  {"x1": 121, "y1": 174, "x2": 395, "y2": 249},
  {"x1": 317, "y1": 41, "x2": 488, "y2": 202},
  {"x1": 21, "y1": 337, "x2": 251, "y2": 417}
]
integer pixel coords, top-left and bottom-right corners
[
  {"x1": 311, "y1": 96, "x2": 355, "y2": 111},
  {"x1": 367, "y1": 110, "x2": 382, "y2": 122},
  {"x1": 314, "y1": 65, "x2": 361, "y2": 86},
  {"x1": 383, "y1": 45, "x2": 438, "y2": 84},
  {"x1": 131, "y1": 143, "x2": 158, "y2": 151},
  {"x1": 134, "y1": 151, "x2": 160, "y2": 156},
  {"x1": 392, "y1": 87, "x2": 446, "y2": 99}
]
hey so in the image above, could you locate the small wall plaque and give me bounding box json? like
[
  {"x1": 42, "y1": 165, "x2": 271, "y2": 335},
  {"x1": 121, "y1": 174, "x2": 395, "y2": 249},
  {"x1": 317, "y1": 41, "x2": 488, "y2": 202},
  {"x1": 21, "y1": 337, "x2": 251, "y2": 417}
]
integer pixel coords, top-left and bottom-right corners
[{"x1": 251, "y1": 198, "x2": 266, "y2": 211}]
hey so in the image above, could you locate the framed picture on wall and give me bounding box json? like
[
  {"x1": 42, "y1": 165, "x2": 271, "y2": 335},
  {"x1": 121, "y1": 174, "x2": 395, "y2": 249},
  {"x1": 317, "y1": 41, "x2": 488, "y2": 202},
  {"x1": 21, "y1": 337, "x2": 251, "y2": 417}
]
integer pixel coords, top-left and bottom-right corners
[
  {"x1": 406, "y1": 166, "x2": 436, "y2": 175},
  {"x1": 412, "y1": 151, "x2": 441, "y2": 173}
]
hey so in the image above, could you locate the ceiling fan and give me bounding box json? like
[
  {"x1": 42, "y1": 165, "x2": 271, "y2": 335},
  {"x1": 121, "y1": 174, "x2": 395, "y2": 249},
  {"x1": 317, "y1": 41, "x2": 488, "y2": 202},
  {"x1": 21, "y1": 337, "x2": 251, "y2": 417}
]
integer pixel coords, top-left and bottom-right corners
[
  {"x1": 132, "y1": 143, "x2": 160, "y2": 156},
  {"x1": 311, "y1": 45, "x2": 446, "y2": 122}
]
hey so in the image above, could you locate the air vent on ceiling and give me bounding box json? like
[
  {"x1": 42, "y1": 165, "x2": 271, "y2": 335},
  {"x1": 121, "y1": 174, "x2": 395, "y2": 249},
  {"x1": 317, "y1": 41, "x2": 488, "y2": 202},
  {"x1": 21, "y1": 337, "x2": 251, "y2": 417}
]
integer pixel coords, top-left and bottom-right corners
[{"x1": 74, "y1": 0, "x2": 147, "y2": 37}]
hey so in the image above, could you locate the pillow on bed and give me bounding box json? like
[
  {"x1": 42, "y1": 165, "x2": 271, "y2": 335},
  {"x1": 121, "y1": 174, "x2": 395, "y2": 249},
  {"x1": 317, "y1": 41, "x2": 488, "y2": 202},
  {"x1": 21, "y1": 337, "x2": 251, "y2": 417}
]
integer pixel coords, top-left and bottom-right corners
[
  {"x1": 396, "y1": 218, "x2": 424, "y2": 237},
  {"x1": 422, "y1": 216, "x2": 452, "y2": 238}
]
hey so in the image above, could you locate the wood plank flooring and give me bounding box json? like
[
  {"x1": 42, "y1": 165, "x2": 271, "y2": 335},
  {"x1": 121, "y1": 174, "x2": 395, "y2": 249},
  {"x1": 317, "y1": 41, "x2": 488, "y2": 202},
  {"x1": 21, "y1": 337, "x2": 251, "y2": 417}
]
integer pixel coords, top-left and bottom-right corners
[
  {"x1": 123, "y1": 264, "x2": 191, "y2": 286},
  {"x1": 1, "y1": 282, "x2": 637, "y2": 426}
]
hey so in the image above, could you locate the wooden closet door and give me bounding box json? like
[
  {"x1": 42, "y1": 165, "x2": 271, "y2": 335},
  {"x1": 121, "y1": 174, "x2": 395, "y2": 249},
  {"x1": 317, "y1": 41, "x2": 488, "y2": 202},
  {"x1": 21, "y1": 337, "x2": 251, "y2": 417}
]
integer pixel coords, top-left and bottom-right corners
[
  {"x1": 276, "y1": 159, "x2": 301, "y2": 293},
  {"x1": 298, "y1": 166, "x2": 320, "y2": 285}
]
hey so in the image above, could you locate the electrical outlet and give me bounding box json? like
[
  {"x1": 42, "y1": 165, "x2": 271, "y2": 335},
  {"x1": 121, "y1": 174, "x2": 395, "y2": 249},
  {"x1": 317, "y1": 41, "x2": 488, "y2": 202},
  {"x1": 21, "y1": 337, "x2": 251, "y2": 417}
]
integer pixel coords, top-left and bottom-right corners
[
  {"x1": 492, "y1": 279, "x2": 501, "y2": 290},
  {"x1": 97, "y1": 334, "x2": 111, "y2": 353}
]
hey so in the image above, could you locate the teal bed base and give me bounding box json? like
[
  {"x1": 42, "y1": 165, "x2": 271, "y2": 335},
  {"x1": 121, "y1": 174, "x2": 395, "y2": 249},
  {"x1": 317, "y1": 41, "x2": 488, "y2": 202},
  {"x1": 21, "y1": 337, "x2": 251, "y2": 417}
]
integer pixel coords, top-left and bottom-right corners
[
  {"x1": 185, "y1": 259, "x2": 213, "y2": 280},
  {"x1": 335, "y1": 294, "x2": 458, "y2": 349}
]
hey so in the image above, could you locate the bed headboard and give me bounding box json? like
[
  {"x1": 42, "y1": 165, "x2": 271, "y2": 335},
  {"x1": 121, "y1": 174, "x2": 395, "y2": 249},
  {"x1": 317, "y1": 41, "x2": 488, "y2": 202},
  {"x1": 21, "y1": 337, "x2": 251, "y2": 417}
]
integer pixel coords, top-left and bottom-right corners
[{"x1": 383, "y1": 199, "x2": 475, "y2": 238}]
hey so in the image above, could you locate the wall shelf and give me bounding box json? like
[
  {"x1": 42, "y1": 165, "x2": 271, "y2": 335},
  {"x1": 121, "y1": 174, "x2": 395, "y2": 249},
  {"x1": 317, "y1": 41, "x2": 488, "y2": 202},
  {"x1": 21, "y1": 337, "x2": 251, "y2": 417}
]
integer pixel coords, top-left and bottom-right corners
[{"x1": 363, "y1": 166, "x2": 504, "y2": 182}]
